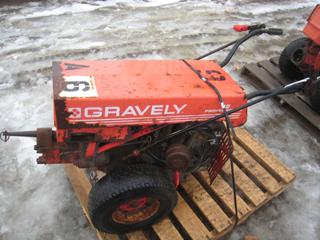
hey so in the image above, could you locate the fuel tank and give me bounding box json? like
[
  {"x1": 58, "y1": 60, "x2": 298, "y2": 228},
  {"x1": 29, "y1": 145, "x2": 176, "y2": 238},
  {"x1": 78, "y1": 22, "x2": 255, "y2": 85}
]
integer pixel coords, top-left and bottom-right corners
[{"x1": 53, "y1": 60, "x2": 247, "y2": 129}]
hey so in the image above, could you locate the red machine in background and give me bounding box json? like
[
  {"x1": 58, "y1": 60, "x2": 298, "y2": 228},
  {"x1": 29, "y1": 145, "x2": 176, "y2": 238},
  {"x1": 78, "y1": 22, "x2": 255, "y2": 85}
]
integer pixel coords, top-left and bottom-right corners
[{"x1": 279, "y1": 4, "x2": 320, "y2": 113}]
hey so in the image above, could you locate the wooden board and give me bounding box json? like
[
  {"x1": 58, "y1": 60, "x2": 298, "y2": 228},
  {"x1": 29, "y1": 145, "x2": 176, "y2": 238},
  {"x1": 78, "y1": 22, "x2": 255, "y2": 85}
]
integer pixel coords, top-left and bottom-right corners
[
  {"x1": 64, "y1": 128, "x2": 295, "y2": 240},
  {"x1": 242, "y1": 57, "x2": 320, "y2": 136}
]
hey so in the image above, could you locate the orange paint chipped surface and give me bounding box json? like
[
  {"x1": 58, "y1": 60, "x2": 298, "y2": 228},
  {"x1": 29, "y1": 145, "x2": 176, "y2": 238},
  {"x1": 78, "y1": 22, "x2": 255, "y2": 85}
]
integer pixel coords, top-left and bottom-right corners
[
  {"x1": 53, "y1": 60, "x2": 247, "y2": 129},
  {"x1": 304, "y1": 4, "x2": 320, "y2": 45}
]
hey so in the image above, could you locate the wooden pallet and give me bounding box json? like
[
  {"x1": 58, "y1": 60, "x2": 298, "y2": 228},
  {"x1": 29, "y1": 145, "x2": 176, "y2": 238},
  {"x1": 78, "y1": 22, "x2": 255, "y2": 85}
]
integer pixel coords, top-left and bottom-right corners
[
  {"x1": 64, "y1": 128, "x2": 295, "y2": 240},
  {"x1": 242, "y1": 57, "x2": 320, "y2": 136}
]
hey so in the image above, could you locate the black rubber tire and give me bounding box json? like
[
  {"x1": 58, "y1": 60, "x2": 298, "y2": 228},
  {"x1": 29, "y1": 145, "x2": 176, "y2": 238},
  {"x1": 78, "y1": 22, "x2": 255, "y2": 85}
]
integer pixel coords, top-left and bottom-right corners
[
  {"x1": 279, "y1": 37, "x2": 309, "y2": 81},
  {"x1": 88, "y1": 164, "x2": 177, "y2": 234}
]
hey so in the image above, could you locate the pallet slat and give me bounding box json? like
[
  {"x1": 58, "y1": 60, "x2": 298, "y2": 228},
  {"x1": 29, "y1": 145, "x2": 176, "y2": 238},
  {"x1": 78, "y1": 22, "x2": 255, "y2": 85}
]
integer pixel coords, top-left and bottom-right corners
[
  {"x1": 64, "y1": 128, "x2": 295, "y2": 240},
  {"x1": 258, "y1": 60, "x2": 287, "y2": 85},
  {"x1": 199, "y1": 172, "x2": 252, "y2": 217},
  {"x1": 232, "y1": 142, "x2": 281, "y2": 195},
  {"x1": 222, "y1": 161, "x2": 266, "y2": 207},
  {"x1": 243, "y1": 63, "x2": 282, "y2": 89},
  {"x1": 152, "y1": 218, "x2": 183, "y2": 240},
  {"x1": 126, "y1": 231, "x2": 148, "y2": 240},
  {"x1": 172, "y1": 193, "x2": 212, "y2": 240},
  {"x1": 235, "y1": 128, "x2": 295, "y2": 184},
  {"x1": 181, "y1": 174, "x2": 232, "y2": 232}
]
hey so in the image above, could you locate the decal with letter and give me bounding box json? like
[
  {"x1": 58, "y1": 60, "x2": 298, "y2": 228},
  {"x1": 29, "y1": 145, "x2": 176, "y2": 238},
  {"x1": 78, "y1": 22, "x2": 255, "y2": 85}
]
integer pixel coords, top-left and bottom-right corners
[{"x1": 59, "y1": 76, "x2": 98, "y2": 98}]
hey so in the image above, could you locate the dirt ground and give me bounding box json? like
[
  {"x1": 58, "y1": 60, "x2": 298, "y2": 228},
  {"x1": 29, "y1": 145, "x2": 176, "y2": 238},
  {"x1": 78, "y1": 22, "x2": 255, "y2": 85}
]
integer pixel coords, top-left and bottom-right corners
[{"x1": 0, "y1": 1, "x2": 319, "y2": 240}]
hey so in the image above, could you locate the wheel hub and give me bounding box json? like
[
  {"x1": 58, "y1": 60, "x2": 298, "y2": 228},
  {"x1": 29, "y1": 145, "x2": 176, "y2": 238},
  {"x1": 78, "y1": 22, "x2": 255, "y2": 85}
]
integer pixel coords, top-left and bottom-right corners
[
  {"x1": 119, "y1": 197, "x2": 148, "y2": 212},
  {"x1": 112, "y1": 197, "x2": 160, "y2": 224}
]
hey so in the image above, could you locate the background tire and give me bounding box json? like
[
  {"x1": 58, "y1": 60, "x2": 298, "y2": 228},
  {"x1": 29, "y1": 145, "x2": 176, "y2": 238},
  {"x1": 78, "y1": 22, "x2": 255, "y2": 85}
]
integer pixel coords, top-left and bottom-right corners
[
  {"x1": 279, "y1": 37, "x2": 309, "y2": 81},
  {"x1": 88, "y1": 164, "x2": 177, "y2": 234}
]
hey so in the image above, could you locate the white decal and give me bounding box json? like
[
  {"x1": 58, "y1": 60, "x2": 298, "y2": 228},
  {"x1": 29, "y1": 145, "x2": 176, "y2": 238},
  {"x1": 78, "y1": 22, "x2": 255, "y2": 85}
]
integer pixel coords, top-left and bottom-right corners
[
  {"x1": 204, "y1": 104, "x2": 231, "y2": 113},
  {"x1": 85, "y1": 107, "x2": 103, "y2": 118},
  {"x1": 121, "y1": 106, "x2": 138, "y2": 116},
  {"x1": 164, "y1": 105, "x2": 175, "y2": 114},
  {"x1": 67, "y1": 104, "x2": 189, "y2": 120},
  {"x1": 105, "y1": 107, "x2": 120, "y2": 117},
  {"x1": 135, "y1": 106, "x2": 150, "y2": 115},
  {"x1": 151, "y1": 105, "x2": 163, "y2": 115},
  {"x1": 173, "y1": 104, "x2": 187, "y2": 114},
  {"x1": 59, "y1": 76, "x2": 98, "y2": 98}
]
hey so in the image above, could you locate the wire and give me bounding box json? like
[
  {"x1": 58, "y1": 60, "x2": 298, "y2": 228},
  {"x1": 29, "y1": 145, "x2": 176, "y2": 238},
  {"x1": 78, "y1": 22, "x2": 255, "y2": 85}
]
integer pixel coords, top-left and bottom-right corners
[
  {"x1": 181, "y1": 59, "x2": 239, "y2": 227},
  {"x1": 285, "y1": 78, "x2": 309, "y2": 87},
  {"x1": 284, "y1": 76, "x2": 320, "y2": 88},
  {"x1": 246, "y1": 90, "x2": 274, "y2": 99},
  {"x1": 246, "y1": 76, "x2": 320, "y2": 99}
]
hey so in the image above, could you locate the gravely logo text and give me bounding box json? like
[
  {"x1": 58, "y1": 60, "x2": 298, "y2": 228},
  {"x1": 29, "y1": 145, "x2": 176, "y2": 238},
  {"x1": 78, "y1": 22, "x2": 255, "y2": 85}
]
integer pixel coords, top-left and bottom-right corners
[{"x1": 68, "y1": 104, "x2": 188, "y2": 119}]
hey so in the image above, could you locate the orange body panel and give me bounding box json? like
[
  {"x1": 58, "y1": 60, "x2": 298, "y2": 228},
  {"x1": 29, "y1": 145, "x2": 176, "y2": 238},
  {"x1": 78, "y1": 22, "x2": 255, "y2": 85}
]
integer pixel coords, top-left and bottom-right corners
[
  {"x1": 304, "y1": 4, "x2": 320, "y2": 45},
  {"x1": 53, "y1": 60, "x2": 247, "y2": 138}
]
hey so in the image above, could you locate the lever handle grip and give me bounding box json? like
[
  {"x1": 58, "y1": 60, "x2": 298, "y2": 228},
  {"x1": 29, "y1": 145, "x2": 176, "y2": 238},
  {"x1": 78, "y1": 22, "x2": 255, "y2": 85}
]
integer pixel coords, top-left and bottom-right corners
[
  {"x1": 267, "y1": 28, "x2": 283, "y2": 35},
  {"x1": 233, "y1": 25, "x2": 249, "y2": 32}
]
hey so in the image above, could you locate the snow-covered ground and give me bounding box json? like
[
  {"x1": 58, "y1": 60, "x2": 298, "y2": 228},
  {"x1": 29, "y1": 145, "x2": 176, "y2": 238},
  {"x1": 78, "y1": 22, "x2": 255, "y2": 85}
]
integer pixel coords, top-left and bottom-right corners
[{"x1": 0, "y1": 1, "x2": 319, "y2": 239}]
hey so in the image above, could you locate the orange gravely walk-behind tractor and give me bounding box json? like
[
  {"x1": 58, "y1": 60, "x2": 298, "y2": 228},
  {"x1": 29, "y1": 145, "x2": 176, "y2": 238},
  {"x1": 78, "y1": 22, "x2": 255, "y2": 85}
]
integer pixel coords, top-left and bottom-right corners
[{"x1": 1, "y1": 11, "x2": 319, "y2": 234}]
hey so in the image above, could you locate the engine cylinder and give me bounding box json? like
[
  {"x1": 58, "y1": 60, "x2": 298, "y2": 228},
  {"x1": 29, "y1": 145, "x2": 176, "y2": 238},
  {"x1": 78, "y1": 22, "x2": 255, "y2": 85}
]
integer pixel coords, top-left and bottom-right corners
[{"x1": 165, "y1": 144, "x2": 192, "y2": 171}]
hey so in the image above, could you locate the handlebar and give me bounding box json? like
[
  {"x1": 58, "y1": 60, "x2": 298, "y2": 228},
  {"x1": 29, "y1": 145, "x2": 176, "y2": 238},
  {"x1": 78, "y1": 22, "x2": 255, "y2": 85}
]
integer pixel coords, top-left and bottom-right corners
[
  {"x1": 195, "y1": 24, "x2": 283, "y2": 66},
  {"x1": 219, "y1": 27, "x2": 283, "y2": 67}
]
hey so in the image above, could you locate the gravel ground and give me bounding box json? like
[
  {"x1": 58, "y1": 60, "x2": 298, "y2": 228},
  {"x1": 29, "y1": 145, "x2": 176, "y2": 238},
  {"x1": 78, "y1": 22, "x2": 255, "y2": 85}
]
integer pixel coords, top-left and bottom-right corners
[{"x1": 0, "y1": 1, "x2": 319, "y2": 240}]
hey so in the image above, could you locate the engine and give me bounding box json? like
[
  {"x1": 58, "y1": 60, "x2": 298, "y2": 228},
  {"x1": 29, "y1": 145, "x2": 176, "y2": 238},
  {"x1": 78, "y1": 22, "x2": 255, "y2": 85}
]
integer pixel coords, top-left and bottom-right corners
[{"x1": 102, "y1": 122, "x2": 225, "y2": 174}]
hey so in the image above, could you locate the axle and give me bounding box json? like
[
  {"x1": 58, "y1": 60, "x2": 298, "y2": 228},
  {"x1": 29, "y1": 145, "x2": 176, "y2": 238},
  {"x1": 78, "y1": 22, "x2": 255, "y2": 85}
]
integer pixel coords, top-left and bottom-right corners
[
  {"x1": 0, "y1": 129, "x2": 55, "y2": 142},
  {"x1": 1, "y1": 130, "x2": 37, "y2": 140}
]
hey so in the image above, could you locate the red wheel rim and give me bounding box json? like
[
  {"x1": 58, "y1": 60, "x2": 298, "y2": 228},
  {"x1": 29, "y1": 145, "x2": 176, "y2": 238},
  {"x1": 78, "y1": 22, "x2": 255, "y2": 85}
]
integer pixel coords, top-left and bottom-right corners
[
  {"x1": 112, "y1": 196, "x2": 160, "y2": 224},
  {"x1": 119, "y1": 197, "x2": 148, "y2": 212}
]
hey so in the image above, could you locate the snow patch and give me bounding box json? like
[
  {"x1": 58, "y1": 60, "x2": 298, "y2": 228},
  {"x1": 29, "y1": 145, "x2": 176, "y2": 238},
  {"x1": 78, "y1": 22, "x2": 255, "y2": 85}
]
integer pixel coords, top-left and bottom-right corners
[{"x1": 9, "y1": 0, "x2": 182, "y2": 20}]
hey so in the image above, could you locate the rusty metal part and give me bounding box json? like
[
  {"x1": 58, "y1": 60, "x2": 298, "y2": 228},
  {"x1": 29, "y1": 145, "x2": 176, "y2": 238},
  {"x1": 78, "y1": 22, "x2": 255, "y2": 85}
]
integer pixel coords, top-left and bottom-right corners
[
  {"x1": 111, "y1": 197, "x2": 160, "y2": 224},
  {"x1": 165, "y1": 144, "x2": 192, "y2": 170},
  {"x1": 99, "y1": 125, "x2": 166, "y2": 155},
  {"x1": 36, "y1": 128, "x2": 53, "y2": 148},
  {"x1": 75, "y1": 152, "x2": 107, "y2": 168},
  {"x1": 59, "y1": 152, "x2": 80, "y2": 163},
  {"x1": 34, "y1": 128, "x2": 79, "y2": 165}
]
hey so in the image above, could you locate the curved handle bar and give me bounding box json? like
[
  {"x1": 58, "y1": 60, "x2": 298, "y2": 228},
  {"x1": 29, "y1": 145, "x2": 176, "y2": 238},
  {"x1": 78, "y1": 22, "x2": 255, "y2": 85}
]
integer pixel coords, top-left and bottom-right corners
[{"x1": 219, "y1": 28, "x2": 283, "y2": 67}]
